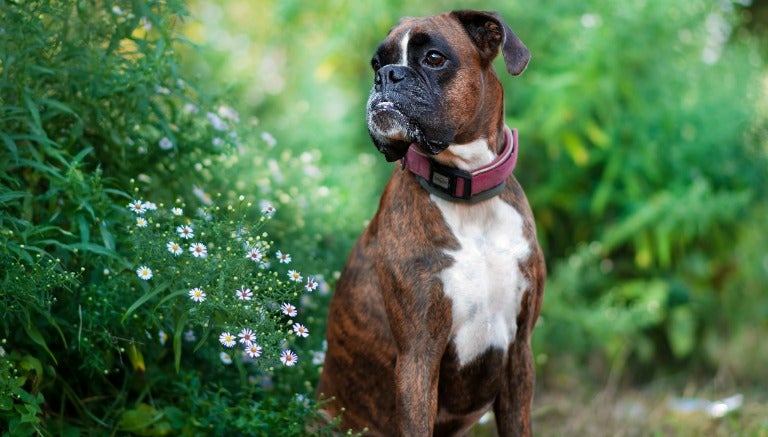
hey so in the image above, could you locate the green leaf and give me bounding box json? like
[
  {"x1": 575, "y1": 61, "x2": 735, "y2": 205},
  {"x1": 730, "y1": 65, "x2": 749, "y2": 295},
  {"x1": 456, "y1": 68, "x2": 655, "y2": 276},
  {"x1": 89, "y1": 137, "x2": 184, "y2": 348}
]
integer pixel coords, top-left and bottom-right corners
[
  {"x1": 122, "y1": 287, "x2": 163, "y2": 324},
  {"x1": 0, "y1": 190, "x2": 27, "y2": 206},
  {"x1": 0, "y1": 131, "x2": 19, "y2": 162},
  {"x1": 153, "y1": 288, "x2": 188, "y2": 309},
  {"x1": 40, "y1": 98, "x2": 80, "y2": 119},
  {"x1": 192, "y1": 327, "x2": 211, "y2": 353},
  {"x1": 22, "y1": 91, "x2": 43, "y2": 135},
  {"x1": 70, "y1": 146, "x2": 92, "y2": 165},
  {"x1": 668, "y1": 306, "x2": 696, "y2": 359},
  {"x1": 103, "y1": 188, "x2": 130, "y2": 199},
  {"x1": 22, "y1": 321, "x2": 57, "y2": 365},
  {"x1": 173, "y1": 313, "x2": 188, "y2": 373},
  {"x1": 76, "y1": 214, "x2": 90, "y2": 245},
  {"x1": 0, "y1": 393, "x2": 12, "y2": 411},
  {"x1": 99, "y1": 222, "x2": 116, "y2": 251},
  {"x1": 70, "y1": 242, "x2": 123, "y2": 263},
  {"x1": 19, "y1": 355, "x2": 43, "y2": 383},
  {"x1": 117, "y1": 403, "x2": 166, "y2": 433},
  {"x1": 15, "y1": 158, "x2": 66, "y2": 181}
]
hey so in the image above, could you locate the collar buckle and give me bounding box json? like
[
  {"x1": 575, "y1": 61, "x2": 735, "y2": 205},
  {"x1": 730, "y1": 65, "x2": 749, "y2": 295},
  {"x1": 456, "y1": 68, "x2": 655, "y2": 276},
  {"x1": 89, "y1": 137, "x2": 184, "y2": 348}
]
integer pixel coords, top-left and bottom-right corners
[{"x1": 427, "y1": 161, "x2": 472, "y2": 200}]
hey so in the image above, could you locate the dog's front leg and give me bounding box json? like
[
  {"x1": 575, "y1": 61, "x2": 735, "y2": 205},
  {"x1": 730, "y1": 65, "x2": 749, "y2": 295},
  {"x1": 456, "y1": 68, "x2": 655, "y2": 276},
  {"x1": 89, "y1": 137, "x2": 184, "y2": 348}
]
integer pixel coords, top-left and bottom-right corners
[
  {"x1": 383, "y1": 279, "x2": 452, "y2": 436},
  {"x1": 494, "y1": 337, "x2": 535, "y2": 437},
  {"x1": 393, "y1": 351, "x2": 440, "y2": 435},
  {"x1": 494, "y1": 267, "x2": 544, "y2": 437}
]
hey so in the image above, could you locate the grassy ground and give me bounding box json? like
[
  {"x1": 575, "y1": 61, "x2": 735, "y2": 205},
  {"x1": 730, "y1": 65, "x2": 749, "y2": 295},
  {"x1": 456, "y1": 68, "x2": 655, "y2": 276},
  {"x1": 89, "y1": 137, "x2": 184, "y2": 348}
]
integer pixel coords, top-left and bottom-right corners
[{"x1": 469, "y1": 380, "x2": 768, "y2": 436}]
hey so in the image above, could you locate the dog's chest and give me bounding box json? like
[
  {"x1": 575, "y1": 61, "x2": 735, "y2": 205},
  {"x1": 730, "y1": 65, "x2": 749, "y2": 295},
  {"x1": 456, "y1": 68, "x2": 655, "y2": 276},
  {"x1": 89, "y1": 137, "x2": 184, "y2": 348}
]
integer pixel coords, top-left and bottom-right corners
[{"x1": 433, "y1": 196, "x2": 531, "y2": 366}]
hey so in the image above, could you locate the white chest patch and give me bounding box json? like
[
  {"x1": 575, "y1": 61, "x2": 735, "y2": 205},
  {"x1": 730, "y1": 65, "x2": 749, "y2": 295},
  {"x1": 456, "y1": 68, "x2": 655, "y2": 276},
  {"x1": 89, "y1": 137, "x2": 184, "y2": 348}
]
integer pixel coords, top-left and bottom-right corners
[{"x1": 433, "y1": 195, "x2": 531, "y2": 366}]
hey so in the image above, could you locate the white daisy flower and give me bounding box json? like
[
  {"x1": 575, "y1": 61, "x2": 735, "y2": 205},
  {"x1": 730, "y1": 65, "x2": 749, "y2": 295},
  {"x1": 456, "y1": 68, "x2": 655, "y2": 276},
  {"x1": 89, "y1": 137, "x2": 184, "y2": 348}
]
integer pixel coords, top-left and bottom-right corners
[
  {"x1": 140, "y1": 16, "x2": 152, "y2": 31},
  {"x1": 245, "y1": 248, "x2": 263, "y2": 263},
  {"x1": 281, "y1": 302, "x2": 298, "y2": 317},
  {"x1": 155, "y1": 86, "x2": 171, "y2": 96},
  {"x1": 218, "y1": 105, "x2": 239, "y2": 122},
  {"x1": 177, "y1": 225, "x2": 194, "y2": 239},
  {"x1": 260, "y1": 202, "x2": 276, "y2": 217},
  {"x1": 188, "y1": 287, "x2": 206, "y2": 302},
  {"x1": 219, "y1": 351, "x2": 233, "y2": 365},
  {"x1": 316, "y1": 275, "x2": 330, "y2": 295},
  {"x1": 206, "y1": 112, "x2": 228, "y2": 131},
  {"x1": 312, "y1": 350, "x2": 325, "y2": 365},
  {"x1": 236, "y1": 288, "x2": 253, "y2": 301},
  {"x1": 287, "y1": 270, "x2": 302, "y2": 282},
  {"x1": 127, "y1": 200, "x2": 147, "y2": 214},
  {"x1": 280, "y1": 349, "x2": 298, "y2": 367},
  {"x1": 166, "y1": 241, "x2": 182, "y2": 256},
  {"x1": 184, "y1": 330, "x2": 196, "y2": 342},
  {"x1": 143, "y1": 201, "x2": 157, "y2": 211},
  {"x1": 159, "y1": 137, "x2": 173, "y2": 150},
  {"x1": 245, "y1": 343, "x2": 262, "y2": 358},
  {"x1": 219, "y1": 332, "x2": 237, "y2": 347},
  {"x1": 136, "y1": 217, "x2": 148, "y2": 228},
  {"x1": 158, "y1": 330, "x2": 167, "y2": 346},
  {"x1": 276, "y1": 250, "x2": 291, "y2": 264},
  {"x1": 136, "y1": 266, "x2": 153, "y2": 280},
  {"x1": 292, "y1": 323, "x2": 309, "y2": 338},
  {"x1": 189, "y1": 242, "x2": 208, "y2": 258},
  {"x1": 238, "y1": 328, "x2": 255, "y2": 346},
  {"x1": 171, "y1": 207, "x2": 183, "y2": 216},
  {"x1": 312, "y1": 351, "x2": 325, "y2": 366},
  {"x1": 305, "y1": 276, "x2": 319, "y2": 292},
  {"x1": 261, "y1": 132, "x2": 277, "y2": 147}
]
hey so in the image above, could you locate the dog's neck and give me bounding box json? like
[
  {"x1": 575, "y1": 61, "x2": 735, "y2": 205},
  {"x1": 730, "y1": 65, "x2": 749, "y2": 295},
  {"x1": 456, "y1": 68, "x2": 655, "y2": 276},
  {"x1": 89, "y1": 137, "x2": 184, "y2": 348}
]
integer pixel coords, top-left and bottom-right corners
[
  {"x1": 436, "y1": 121, "x2": 507, "y2": 169},
  {"x1": 402, "y1": 126, "x2": 518, "y2": 203},
  {"x1": 434, "y1": 138, "x2": 496, "y2": 172}
]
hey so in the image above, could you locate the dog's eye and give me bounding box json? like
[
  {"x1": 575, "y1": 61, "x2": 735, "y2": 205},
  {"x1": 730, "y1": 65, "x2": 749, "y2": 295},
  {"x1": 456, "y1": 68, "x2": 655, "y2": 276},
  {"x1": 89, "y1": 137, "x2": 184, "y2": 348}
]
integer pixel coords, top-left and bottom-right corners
[{"x1": 422, "y1": 51, "x2": 447, "y2": 68}]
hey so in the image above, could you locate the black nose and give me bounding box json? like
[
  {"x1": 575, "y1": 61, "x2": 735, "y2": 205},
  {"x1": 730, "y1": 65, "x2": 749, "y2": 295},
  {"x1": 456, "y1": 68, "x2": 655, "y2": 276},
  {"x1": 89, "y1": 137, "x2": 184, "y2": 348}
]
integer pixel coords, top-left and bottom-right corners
[{"x1": 375, "y1": 65, "x2": 407, "y2": 90}]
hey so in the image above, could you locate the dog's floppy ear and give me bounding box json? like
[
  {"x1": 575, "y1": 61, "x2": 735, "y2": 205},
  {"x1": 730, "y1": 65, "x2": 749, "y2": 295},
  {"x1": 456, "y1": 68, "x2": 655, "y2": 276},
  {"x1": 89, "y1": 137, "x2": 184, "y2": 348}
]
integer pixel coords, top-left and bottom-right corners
[{"x1": 451, "y1": 10, "x2": 530, "y2": 76}]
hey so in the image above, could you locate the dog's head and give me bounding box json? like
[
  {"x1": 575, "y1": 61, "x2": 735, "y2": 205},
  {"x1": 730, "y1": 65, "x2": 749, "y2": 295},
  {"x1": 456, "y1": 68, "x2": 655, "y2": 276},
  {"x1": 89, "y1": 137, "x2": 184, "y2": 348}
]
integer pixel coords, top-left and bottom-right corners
[{"x1": 366, "y1": 10, "x2": 530, "y2": 162}]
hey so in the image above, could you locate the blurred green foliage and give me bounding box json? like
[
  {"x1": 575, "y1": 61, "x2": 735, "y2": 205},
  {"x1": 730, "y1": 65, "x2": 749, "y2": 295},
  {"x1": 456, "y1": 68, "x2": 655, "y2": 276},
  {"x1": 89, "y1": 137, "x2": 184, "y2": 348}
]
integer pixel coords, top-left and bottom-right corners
[
  {"x1": 1, "y1": 1, "x2": 336, "y2": 434},
  {"x1": 1, "y1": 0, "x2": 766, "y2": 434},
  {"x1": 181, "y1": 0, "x2": 768, "y2": 384}
]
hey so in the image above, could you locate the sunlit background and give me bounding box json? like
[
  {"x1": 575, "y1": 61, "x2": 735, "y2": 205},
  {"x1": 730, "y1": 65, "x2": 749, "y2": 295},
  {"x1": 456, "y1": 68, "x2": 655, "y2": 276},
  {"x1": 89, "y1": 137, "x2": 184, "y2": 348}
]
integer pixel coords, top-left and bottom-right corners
[{"x1": 168, "y1": 0, "x2": 768, "y2": 433}]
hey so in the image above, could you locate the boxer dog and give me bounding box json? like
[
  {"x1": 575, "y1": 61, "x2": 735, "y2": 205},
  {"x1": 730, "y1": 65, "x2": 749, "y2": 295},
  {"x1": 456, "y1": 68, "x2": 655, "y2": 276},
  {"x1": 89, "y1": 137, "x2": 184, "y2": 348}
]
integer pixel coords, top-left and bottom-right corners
[{"x1": 317, "y1": 10, "x2": 545, "y2": 436}]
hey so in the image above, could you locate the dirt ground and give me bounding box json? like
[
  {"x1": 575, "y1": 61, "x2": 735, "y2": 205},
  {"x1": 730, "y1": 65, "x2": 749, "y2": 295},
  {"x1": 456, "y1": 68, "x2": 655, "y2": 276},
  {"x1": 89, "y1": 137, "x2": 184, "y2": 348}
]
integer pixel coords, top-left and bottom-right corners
[{"x1": 469, "y1": 382, "x2": 768, "y2": 436}]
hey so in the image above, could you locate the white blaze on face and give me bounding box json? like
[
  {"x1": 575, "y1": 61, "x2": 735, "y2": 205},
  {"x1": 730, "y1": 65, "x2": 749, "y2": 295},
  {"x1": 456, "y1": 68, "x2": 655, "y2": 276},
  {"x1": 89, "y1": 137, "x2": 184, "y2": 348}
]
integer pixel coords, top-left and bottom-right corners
[
  {"x1": 399, "y1": 30, "x2": 410, "y2": 66},
  {"x1": 367, "y1": 30, "x2": 413, "y2": 144}
]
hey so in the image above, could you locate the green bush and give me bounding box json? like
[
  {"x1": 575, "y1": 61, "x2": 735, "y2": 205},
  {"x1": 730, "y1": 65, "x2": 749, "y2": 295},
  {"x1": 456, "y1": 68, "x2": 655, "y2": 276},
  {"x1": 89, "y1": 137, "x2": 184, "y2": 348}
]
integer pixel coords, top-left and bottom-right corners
[
  {"x1": 510, "y1": 0, "x2": 768, "y2": 382},
  {"x1": 1, "y1": 1, "x2": 337, "y2": 435}
]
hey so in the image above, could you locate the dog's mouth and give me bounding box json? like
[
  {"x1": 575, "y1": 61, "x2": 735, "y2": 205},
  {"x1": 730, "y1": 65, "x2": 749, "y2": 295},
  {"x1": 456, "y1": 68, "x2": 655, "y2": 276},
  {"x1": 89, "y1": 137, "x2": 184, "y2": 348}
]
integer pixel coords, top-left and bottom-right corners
[
  {"x1": 375, "y1": 101, "x2": 396, "y2": 111},
  {"x1": 368, "y1": 99, "x2": 451, "y2": 161},
  {"x1": 416, "y1": 139, "x2": 449, "y2": 155},
  {"x1": 368, "y1": 101, "x2": 409, "y2": 140},
  {"x1": 367, "y1": 99, "x2": 416, "y2": 161}
]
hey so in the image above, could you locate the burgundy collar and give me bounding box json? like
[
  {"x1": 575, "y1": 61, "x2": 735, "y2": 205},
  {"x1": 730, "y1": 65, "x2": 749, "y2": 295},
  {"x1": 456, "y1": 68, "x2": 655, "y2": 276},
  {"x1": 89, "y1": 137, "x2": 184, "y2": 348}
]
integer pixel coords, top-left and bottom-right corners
[{"x1": 401, "y1": 126, "x2": 519, "y2": 203}]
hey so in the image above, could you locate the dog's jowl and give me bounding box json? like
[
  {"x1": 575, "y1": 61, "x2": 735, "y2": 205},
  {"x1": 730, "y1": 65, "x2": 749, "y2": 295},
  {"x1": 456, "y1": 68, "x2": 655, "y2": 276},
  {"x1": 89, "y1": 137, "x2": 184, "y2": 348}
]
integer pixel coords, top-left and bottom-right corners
[{"x1": 317, "y1": 10, "x2": 545, "y2": 436}]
